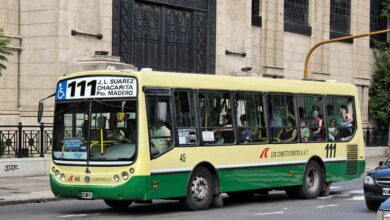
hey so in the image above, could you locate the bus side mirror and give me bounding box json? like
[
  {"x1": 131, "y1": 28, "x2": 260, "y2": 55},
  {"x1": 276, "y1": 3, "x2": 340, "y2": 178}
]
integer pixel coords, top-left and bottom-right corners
[{"x1": 37, "y1": 102, "x2": 44, "y2": 123}]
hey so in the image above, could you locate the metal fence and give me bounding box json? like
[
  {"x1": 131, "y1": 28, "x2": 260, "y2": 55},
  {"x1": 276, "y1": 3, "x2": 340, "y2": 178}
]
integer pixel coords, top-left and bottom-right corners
[
  {"x1": 0, "y1": 123, "x2": 52, "y2": 158},
  {"x1": 363, "y1": 127, "x2": 389, "y2": 147}
]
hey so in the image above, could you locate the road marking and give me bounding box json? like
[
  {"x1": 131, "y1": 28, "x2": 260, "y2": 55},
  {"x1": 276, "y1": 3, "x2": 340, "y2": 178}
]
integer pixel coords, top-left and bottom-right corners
[
  {"x1": 316, "y1": 204, "x2": 339, "y2": 208},
  {"x1": 58, "y1": 213, "x2": 101, "y2": 218},
  {"x1": 346, "y1": 196, "x2": 364, "y2": 201},
  {"x1": 330, "y1": 186, "x2": 342, "y2": 191},
  {"x1": 254, "y1": 211, "x2": 285, "y2": 216},
  {"x1": 346, "y1": 190, "x2": 364, "y2": 194}
]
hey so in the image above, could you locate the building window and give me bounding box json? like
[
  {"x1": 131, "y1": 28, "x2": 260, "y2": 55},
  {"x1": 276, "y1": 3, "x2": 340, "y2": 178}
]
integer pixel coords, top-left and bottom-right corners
[
  {"x1": 284, "y1": 0, "x2": 312, "y2": 36},
  {"x1": 370, "y1": 0, "x2": 388, "y2": 48},
  {"x1": 330, "y1": 0, "x2": 352, "y2": 42},
  {"x1": 252, "y1": 0, "x2": 262, "y2": 27}
]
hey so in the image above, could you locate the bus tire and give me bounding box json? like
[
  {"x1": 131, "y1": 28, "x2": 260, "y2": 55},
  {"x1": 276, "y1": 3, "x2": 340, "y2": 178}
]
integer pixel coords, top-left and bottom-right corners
[
  {"x1": 104, "y1": 199, "x2": 132, "y2": 209},
  {"x1": 181, "y1": 166, "x2": 214, "y2": 211},
  {"x1": 297, "y1": 161, "x2": 324, "y2": 199}
]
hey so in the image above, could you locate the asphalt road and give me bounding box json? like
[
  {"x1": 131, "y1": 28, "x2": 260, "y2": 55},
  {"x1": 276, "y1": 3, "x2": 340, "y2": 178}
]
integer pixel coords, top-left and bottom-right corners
[{"x1": 0, "y1": 176, "x2": 376, "y2": 220}]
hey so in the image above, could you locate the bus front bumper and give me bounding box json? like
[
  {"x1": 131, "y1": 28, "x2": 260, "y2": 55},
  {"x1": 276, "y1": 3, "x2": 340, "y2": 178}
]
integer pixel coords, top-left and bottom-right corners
[{"x1": 50, "y1": 174, "x2": 149, "y2": 201}]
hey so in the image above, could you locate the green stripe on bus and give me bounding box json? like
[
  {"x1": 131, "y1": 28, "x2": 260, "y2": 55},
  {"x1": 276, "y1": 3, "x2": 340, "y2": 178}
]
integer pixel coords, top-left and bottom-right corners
[{"x1": 51, "y1": 160, "x2": 365, "y2": 201}]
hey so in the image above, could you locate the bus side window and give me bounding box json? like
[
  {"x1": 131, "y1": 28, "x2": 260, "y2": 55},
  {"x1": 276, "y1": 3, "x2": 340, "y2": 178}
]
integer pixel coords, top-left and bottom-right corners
[
  {"x1": 174, "y1": 90, "x2": 198, "y2": 145},
  {"x1": 236, "y1": 93, "x2": 267, "y2": 144},
  {"x1": 297, "y1": 95, "x2": 325, "y2": 142},
  {"x1": 268, "y1": 94, "x2": 297, "y2": 143},
  {"x1": 326, "y1": 96, "x2": 355, "y2": 141},
  {"x1": 199, "y1": 91, "x2": 234, "y2": 145}
]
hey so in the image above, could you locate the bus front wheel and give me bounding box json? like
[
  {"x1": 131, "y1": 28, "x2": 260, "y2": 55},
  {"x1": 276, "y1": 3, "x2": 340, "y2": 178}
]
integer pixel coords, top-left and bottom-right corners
[
  {"x1": 181, "y1": 166, "x2": 214, "y2": 211},
  {"x1": 104, "y1": 199, "x2": 132, "y2": 209}
]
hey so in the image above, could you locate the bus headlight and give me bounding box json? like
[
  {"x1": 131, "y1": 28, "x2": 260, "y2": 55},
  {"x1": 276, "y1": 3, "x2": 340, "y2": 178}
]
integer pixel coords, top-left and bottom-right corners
[
  {"x1": 52, "y1": 166, "x2": 56, "y2": 173},
  {"x1": 114, "y1": 175, "x2": 120, "y2": 182},
  {"x1": 364, "y1": 176, "x2": 374, "y2": 185},
  {"x1": 60, "y1": 174, "x2": 66, "y2": 181},
  {"x1": 122, "y1": 171, "x2": 129, "y2": 180},
  {"x1": 55, "y1": 170, "x2": 60, "y2": 178}
]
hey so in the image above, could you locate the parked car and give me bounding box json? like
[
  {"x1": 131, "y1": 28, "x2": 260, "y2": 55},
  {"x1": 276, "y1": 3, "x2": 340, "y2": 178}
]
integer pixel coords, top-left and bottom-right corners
[
  {"x1": 377, "y1": 198, "x2": 390, "y2": 220},
  {"x1": 364, "y1": 158, "x2": 390, "y2": 210}
]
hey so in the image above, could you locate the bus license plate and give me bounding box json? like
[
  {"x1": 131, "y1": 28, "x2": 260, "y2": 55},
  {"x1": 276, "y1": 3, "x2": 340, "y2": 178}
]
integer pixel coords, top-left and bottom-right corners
[
  {"x1": 383, "y1": 188, "x2": 390, "y2": 196},
  {"x1": 81, "y1": 192, "x2": 93, "y2": 199}
]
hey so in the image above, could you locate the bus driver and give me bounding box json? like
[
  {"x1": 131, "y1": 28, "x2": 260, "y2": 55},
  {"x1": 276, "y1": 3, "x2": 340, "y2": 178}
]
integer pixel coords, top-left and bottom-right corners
[{"x1": 150, "y1": 119, "x2": 171, "y2": 154}]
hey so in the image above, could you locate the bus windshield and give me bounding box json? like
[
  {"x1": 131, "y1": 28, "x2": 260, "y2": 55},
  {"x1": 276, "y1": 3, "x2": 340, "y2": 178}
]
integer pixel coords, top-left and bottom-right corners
[{"x1": 53, "y1": 100, "x2": 137, "y2": 162}]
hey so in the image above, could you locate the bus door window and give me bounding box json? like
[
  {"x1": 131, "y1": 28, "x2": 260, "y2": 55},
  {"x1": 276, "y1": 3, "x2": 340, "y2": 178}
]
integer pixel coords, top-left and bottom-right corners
[
  {"x1": 199, "y1": 91, "x2": 234, "y2": 145},
  {"x1": 236, "y1": 93, "x2": 267, "y2": 143},
  {"x1": 147, "y1": 95, "x2": 173, "y2": 156},
  {"x1": 174, "y1": 90, "x2": 198, "y2": 145},
  {"x1": 268, "y1": 94, "x2": 297, "y2": 143},
  {"x1": 297, "y1": 95, "x2": 325, "y2": 142},
  {"x1": 326, "y1": 96, "x2": 355, "y2": 141}
]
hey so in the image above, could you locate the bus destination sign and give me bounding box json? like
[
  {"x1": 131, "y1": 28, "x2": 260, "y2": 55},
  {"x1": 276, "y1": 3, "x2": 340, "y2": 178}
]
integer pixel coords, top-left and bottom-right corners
[{"x1": 56, "y1": 76, "x2": 137, "y2": 100}]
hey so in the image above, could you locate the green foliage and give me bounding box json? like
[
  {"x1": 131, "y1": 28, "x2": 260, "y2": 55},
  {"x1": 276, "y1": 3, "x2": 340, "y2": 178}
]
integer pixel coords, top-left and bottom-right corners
[
  {"x1": 382, "y1": 0, "x2": 390, "y2": 18},
  {"x1": 0, "y1": 28, "x2": 11, "y2": 75},
  {"x1": 369, "y1": 49, "x2": 390, "y2": 125}
]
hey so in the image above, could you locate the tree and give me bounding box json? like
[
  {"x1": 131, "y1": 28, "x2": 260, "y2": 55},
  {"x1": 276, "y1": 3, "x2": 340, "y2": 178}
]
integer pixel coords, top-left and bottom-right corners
[
  {"x1": 0, "y1": 28, "x2": 11, "y2": 76},
  {"x1": 369, "y1": 49, "x2": 390, "y2": 127}
]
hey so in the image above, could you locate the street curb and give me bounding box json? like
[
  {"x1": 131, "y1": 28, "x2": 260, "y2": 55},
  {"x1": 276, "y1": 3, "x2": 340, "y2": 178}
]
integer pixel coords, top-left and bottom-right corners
[{"x1": 0, "y1": 197, "x2": 69, "y2": 207}]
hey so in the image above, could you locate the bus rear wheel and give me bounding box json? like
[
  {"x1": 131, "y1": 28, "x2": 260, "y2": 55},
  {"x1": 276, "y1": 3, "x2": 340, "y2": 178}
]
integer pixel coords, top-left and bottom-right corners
[
  {"x1": 104, "y1": 199, "x2": 132, "y2": 209},
  {"x1": 181, "y1": 166, "x2": 214, "y2": 211},
  {"x1": 287, "y1": 161, "x2": 323, "y2": 199}
]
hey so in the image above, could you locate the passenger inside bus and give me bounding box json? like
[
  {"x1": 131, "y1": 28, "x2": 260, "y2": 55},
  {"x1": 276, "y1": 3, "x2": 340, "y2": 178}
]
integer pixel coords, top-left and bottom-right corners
[
  {"x1": 310, "y1": 110, "x2": 323, "y2": 141},
  {"x1": 328, "y1": 119, "x2": 339, "y2": 141},
  {"x1": 300, "y1": 119, "x2": 310, "y2": 142},
  {"x1": 278, "y1": 117, "x2": 297, "y2": 142},
  {"x1": 239, "y1": 114, "x2": 253, "y2": 143}
]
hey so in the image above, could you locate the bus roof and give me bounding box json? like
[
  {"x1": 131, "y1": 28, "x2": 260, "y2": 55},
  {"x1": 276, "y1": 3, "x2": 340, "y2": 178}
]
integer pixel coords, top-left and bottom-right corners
[{"x1": 59, "y1": 70, "x2": 357, "y2": 96}]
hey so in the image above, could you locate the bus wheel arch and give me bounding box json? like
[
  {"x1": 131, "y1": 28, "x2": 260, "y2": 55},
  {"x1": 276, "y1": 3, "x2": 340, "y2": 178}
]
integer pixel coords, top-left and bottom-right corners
[{"x1": 181, "y1": 162, "x2": 220, "y2": 210}]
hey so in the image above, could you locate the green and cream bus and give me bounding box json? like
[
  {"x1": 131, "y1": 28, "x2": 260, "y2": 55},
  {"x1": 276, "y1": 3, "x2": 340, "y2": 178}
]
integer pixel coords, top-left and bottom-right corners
[{"x1": 42, "y1": 69, "x2": 365, "y2": 210}]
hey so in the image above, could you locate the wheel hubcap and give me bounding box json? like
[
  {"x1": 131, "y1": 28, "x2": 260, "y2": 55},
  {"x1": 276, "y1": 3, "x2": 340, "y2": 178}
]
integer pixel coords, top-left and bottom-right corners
[
  {"x1": 306, "y1": 168, "x2": 319, "y2": 192},
  {"x1": 191, "y1": 176, "x2": 209, "y2": 201}
]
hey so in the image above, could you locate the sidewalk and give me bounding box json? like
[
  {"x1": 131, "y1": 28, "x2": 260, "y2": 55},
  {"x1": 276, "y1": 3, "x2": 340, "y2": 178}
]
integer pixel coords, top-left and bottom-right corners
[
  {"x1": 0, "y1": 176, "x2": 56, "y2": 206},
  {"x1": 0, "y1": 156, "x2": 387, "y2": 206}
]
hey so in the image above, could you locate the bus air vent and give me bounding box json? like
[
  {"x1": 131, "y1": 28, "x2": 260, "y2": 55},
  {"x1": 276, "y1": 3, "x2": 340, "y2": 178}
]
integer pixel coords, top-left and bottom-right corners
[{"x1": 346, "y1": 144, "x2": 358, "y2": 175}]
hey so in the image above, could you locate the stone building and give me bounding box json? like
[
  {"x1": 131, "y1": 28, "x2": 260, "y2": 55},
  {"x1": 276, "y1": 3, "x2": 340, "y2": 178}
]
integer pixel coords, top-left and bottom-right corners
[{"x1": 0, "y1": 0, "x2": 387, "y2": 126}]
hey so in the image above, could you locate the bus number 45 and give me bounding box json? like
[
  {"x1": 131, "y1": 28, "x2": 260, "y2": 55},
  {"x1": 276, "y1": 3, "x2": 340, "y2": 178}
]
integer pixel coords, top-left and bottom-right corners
[{"x1": 325, "y1": 144, "x2": 336, "y2": 158}]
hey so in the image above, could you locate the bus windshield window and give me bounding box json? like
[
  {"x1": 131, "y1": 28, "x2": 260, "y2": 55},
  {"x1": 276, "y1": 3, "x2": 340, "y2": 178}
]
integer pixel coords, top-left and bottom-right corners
[{"x1": 53, "y1": 100, "x2": 137, "y2": 162}]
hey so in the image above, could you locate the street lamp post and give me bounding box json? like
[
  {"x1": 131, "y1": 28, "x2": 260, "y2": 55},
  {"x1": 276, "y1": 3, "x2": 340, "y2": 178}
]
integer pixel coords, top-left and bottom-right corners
[{"x1": 303, "y1": 29, "x2": 390, "y2": 80}]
